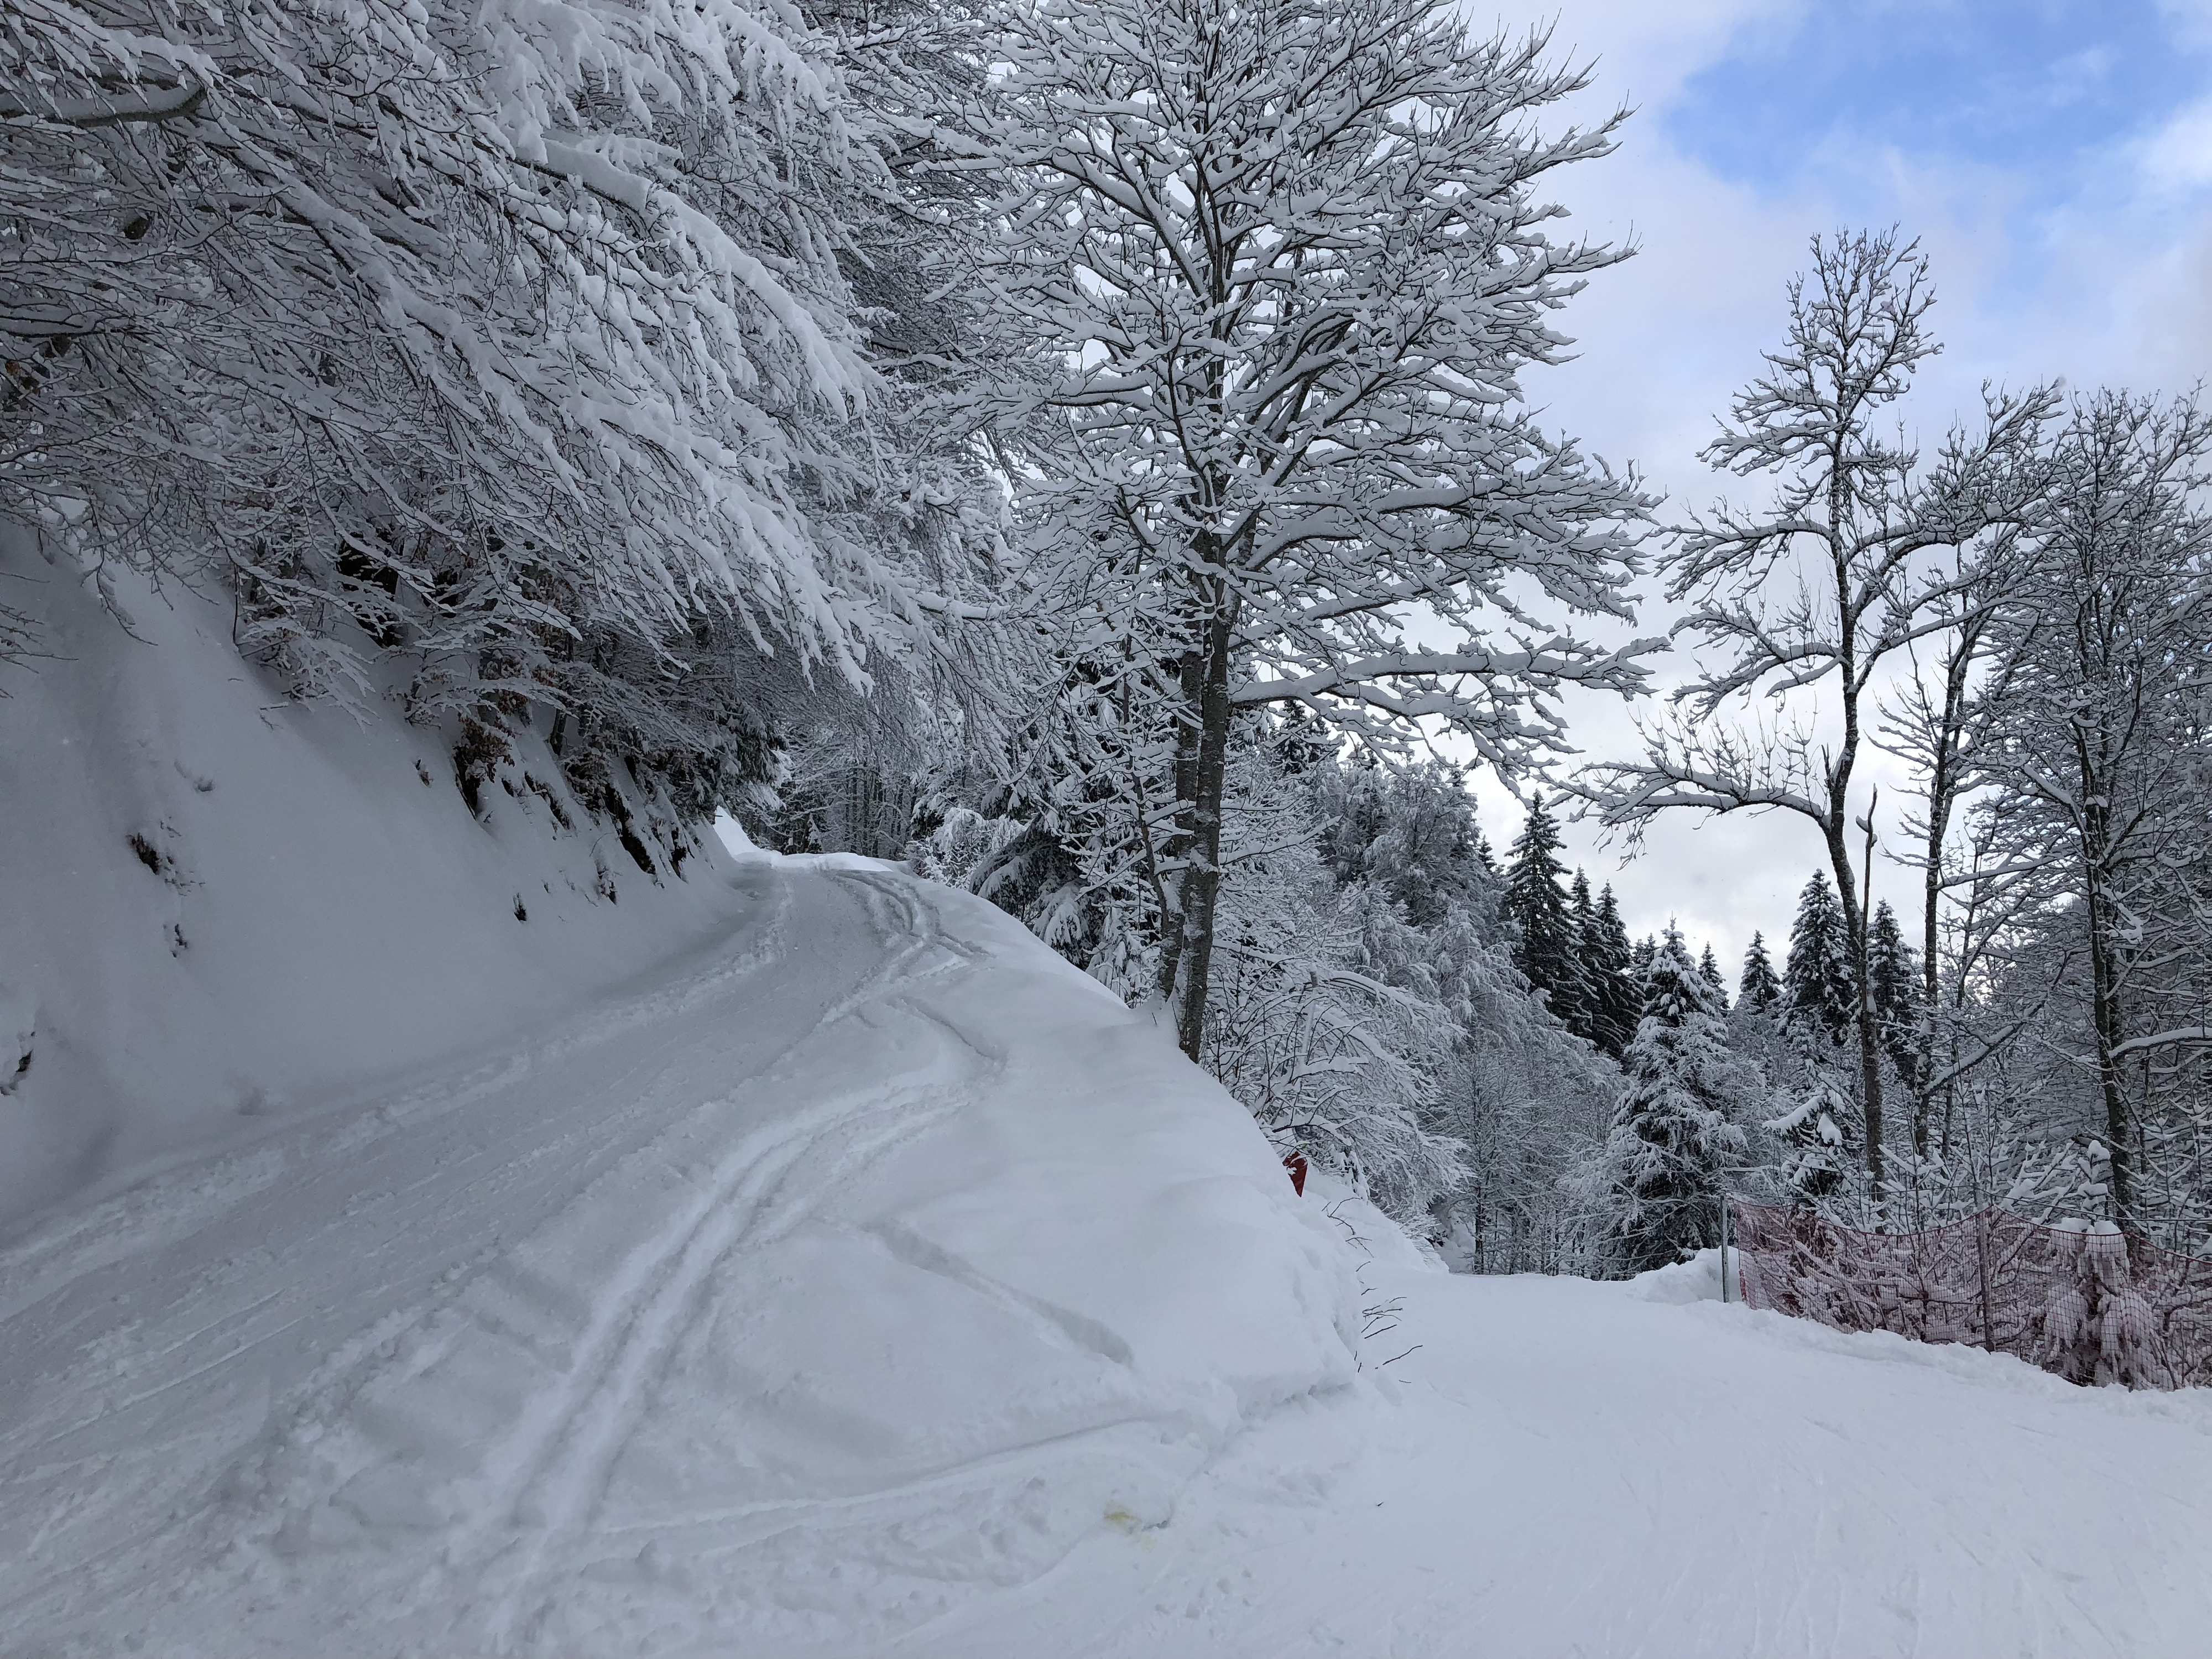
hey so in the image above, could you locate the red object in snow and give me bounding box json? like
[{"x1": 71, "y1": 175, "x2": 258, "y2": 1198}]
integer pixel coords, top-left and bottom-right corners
[{"x1": 1283, "y1": 1153, "x2": 1308, "y2": 1197}]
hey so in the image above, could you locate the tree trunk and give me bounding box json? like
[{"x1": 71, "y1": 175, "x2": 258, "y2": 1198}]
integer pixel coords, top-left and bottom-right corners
[
  {"x1": 1824, "y1": 467, "x2": 1884, "y2": 1202},
  {"x1": 1916, "y1": 837, "x2": 1942, "y2": 1160},
  {"x1": 2083, "y1": 831, "x2": 2137, "y2": 1225},
  {"x1": 1170, "y1": 593, "x2": 1236, "y2": 1063},
  {"x1": 1154, "y1": 644, "x2": 1208, "y2": 1007},
  {"x1": 1826, "y1": 819, "x2": 1886, "y2": 1202}
]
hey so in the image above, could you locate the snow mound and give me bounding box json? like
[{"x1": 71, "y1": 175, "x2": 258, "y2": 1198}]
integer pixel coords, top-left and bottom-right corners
[
  {"x1": 1301, "y1": 1166, "x2": 1448, "y2": 1277},
  {"x1": 0, "y1": 838, "x2": 1360, "y2": 1655},
  {"x1": 1624, "y1": 1245, "x2": 1729, "y2": 1303}
]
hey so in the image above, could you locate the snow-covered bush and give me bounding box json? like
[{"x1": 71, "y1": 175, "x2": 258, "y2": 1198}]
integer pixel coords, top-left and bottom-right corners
[
  {"x1": 1765, "y1": 1070, "x2": 1857, "y2": 1208},
  {"x1": 2038, "y1": 1219, "x2": 2171, "y2": 1389}
]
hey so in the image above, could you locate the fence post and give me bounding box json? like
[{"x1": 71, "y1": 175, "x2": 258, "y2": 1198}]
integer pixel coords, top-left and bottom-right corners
[
  {"x1": 1721, "y1": 1199, "x2": 1732, "y2": 1304},
  {"x1": 1974, "y1": 1210, "x2": 1996, "y2": 1354}
]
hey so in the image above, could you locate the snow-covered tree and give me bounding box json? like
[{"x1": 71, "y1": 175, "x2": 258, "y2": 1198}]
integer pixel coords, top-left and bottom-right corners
[
  {"x1": 1582, "y1": 928, "x2": 1754, "y2": 1274},
  {"x1": 1305, "y1": 754, "x2": 1615, "y2": 1243},
  {"x1": 1979, "y1": 393, "x2": 2212, "y2": 1227},
  {"x1": 1578, "y1": 884, "x2": 1639, "y2": 1058},
  {"x1": 1739, "y1": 932, "x2": 1783, "y2": 1013},
  {"x1": 1505, "y1": 802, "x2": 1585, "y2": 1030},
  {"x1": 1314, "y1": 757, "x2": 1493, "y2": 930},
  {"x1": 2, "y1": 0, "x2": 979, "y2": 844},
  {"x1": 940, "y1": 0, "x2": 1652, "y2": 1061},
  {"x1": 1765, "y1": 1068, "x2": 1858, "y2": 1207},
  {"x1": 1578, "y1": 231, "x2": 2053, "y2": 1199},
  {"x1": 2038, "y1": 1219, "x2": 2169, "y2": 1389},
  {"x1": 1785, "y1": 872, "x2": 1857, "y2": 1048},
  {"x1": 1866, "y1": 900, "x2": 1921, "y2": 1089},
  {"x1": 1699, "y1": 943, "x2": 1730, "y2": 1011}
]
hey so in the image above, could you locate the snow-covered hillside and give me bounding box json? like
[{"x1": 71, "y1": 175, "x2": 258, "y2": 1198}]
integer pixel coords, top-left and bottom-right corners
[{"x1": 0, "y1": 548, "x2": 767, "y2": 1225}]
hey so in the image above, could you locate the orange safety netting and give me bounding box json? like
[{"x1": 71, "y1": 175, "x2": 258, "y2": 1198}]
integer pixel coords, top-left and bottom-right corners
[{"x1": 1730, "y1": 1201, "x2": 2212, "y2": 1390}]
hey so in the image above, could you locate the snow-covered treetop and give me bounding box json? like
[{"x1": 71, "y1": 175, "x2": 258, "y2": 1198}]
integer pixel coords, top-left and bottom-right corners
[{"x1": 937, "y1": 0, "x2": 1658, "y2": 771}]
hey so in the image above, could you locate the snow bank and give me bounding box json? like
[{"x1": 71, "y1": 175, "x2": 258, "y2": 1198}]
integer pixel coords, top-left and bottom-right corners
[
  {"x1": 1624, "y1": 1244, "x2": 1729, "y2": 1303},
  {"x1": 1, "y1": 820, "x2": 1360, "y2": 1653},
  {"x1": 0, "y1": 537, "x2": 752, "y2": 1223},
  {"x1": 1300, "y1": 1166, "x2": 1448, "y2": 1278}
]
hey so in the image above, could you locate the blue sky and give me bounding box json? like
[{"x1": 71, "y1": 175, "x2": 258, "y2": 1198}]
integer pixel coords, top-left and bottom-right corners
[
  {"x1": 1465, "y1": 0, "x2": 2212, "y2": 969},
  {"x1": 1670, "y1": 1, "x2": 2204, "y2": 200}
]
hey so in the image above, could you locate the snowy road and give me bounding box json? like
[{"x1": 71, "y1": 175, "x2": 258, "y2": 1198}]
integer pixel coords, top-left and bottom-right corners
[
  {"x1": 2, "y1": 859, "x2": 963, "y2": 1650},
  {"x1": 4, "y1": 856, "x2": 2209, "y2": 1658},
  {"x1": 913, "y1": 1260, "x2": 2212, "y2": 1658}
]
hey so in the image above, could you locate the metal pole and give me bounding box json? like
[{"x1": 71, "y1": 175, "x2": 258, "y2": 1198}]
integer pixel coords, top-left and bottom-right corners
[{"x1": 1721, "y1": 1198, "x2": 1732, "y2": 1303}]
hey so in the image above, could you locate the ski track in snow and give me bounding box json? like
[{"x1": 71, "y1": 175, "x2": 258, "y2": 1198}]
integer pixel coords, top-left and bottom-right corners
[{"x1": 0, "y1": 861, "x2": 1070, "y2": 1656}]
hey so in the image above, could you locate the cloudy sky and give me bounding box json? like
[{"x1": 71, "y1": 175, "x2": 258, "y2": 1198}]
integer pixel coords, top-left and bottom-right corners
[{"x1": 1460, "y1": 0, "x2": 2212, "y2": 974}]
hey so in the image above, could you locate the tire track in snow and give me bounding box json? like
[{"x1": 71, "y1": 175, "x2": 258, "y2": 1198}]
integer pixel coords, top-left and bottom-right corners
[{"x1": 472, "y1": 868, "x2": 1008, "y2": 1651}]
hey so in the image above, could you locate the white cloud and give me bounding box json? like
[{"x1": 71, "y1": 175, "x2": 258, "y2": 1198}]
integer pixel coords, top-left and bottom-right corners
[{"x1": 2135, "y1": 94, "x2": 2212, "y2": 195}]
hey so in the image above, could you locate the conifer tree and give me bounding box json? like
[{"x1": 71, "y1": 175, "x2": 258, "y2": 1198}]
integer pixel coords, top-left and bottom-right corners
[
  {"x1": 1504, "y1": 802, "x2": 1584, "y2": 1027},
  {"x1": 1699, "y1": 944, "x2": 1730, "y2": 1011},
  {"x1": 1739, "y1": 931, "x2": 1782, "y2": 1013},
  {"x1": 1586, "y1": 927, "x2": 1754, "y2": 1273},
  {"x1": 1866, "y1": 900, "x2": 1921, "y2": 1089},
  {"x1": 1784, "y1": 872, "x2": 1856, "y2": 1046},
  {"x1": 1765, "y1": 1068, "x2": 1858, "y2": 1205},
  {"x1": 1631, "y1": 934, "x2": 1657, "y2": 989},
  {"x1": 1579, "y1": 884, "x2": 1638, "y2": 1058},
  {"x1": 1561, "y1": 870, "x2": 1599, "y2": 1039}
]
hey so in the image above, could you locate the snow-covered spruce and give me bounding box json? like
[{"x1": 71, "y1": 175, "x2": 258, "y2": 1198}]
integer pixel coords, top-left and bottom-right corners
[{"x1": 1582, "y1": 928, "x2": 1756, "y2": 1275}]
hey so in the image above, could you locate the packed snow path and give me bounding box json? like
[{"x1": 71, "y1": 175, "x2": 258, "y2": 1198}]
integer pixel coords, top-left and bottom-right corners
[
  {"x1": 4, "y1": 857, "x2": 2209, "y2": 1658},
  {"x1": 911, "y1": 1261, "x2": 2212, "y2": 1658}
]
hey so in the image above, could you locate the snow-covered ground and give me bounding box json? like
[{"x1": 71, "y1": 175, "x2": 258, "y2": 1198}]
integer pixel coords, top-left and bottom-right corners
[
  {"x1": 0, "y1": 847, "x2": 1360, "y2": 1656},
  {"x1": 6, "y1": 848, "x2": 2208, "y2": 1658}
]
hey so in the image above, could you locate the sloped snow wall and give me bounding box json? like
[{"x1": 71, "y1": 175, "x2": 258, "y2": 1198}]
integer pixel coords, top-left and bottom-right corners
[{"x1": 0, "y1": 533, "x2": 752, "y2": 1223}]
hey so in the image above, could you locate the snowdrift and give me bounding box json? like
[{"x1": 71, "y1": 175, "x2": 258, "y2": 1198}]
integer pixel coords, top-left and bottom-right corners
[{"x1": 0, "y1": 549, "x2": 1365, "y2": 1653}]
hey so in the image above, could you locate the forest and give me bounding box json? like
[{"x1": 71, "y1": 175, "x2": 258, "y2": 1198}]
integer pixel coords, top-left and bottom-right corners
[{"x1": 10, "y1": 0, "x2": 2211, "y2": 1276}]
